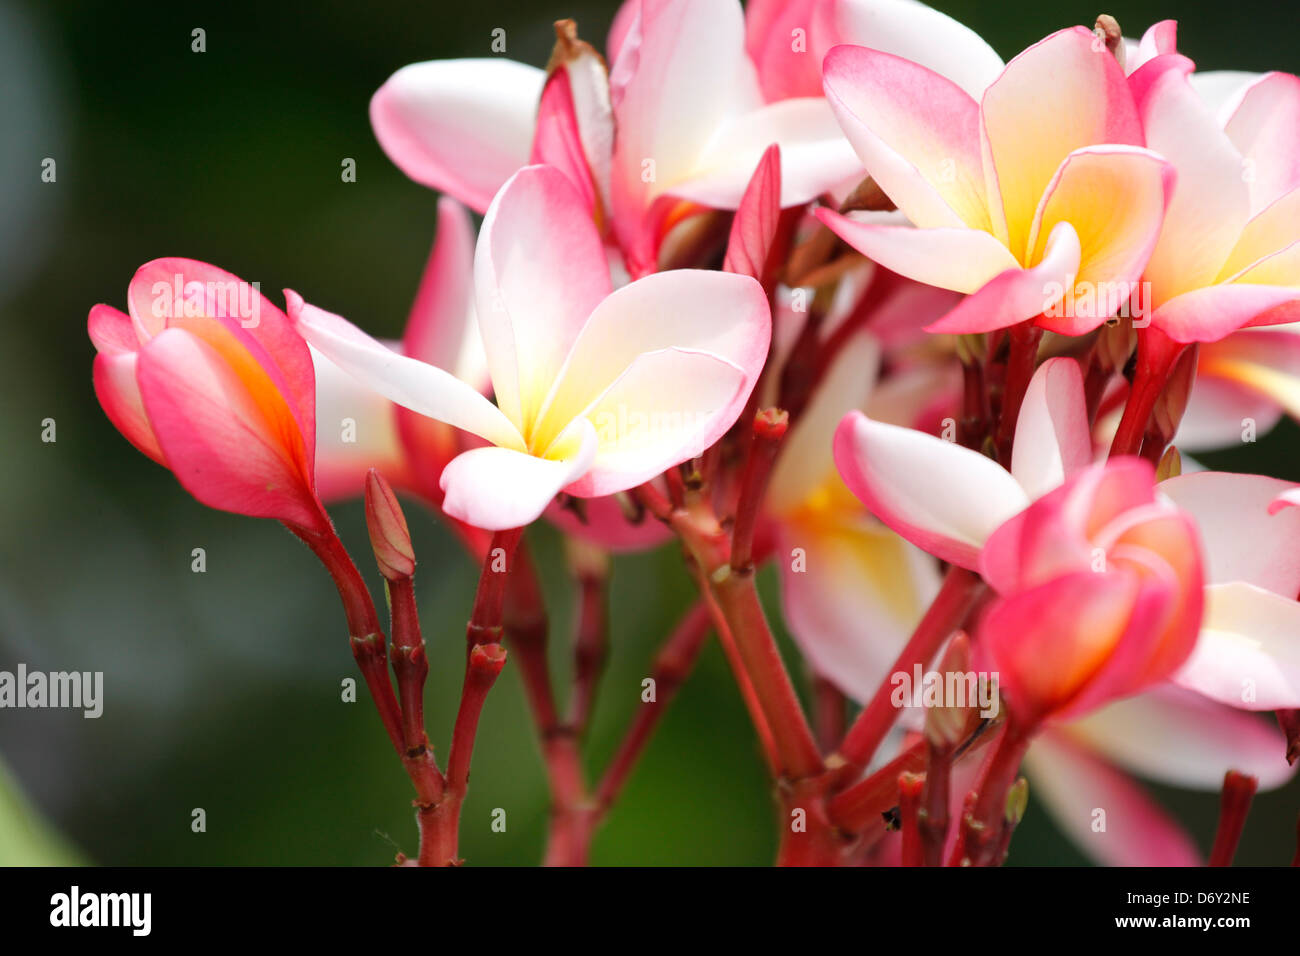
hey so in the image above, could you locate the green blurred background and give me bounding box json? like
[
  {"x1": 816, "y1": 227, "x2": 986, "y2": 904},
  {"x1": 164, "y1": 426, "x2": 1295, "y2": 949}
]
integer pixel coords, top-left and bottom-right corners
[{"x1": 0, "y1": 0, "x2": 1296, "y2": 866}]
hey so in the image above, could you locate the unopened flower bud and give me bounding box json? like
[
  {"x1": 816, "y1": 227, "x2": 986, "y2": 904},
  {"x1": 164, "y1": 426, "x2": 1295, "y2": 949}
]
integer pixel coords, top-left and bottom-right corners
[
  {"x1": 364, "y1": 468, "x2": 415, "y2": 581},
  {"x1": 1004, "y1": 777, "x2": 1029, "y2": 826},
  {"x1": 1155, "y1": 445, "x2": 1182, "y2": 482},
  {"x1": 1094, "y1": 15, "x2": 1125, "y2": 71},
  {"x1": 1150, "y1": 345, "x2": 1198, "y2": 443},
  {"x1": 925, "y1": 632, "x2": 976, "y2": 750},
  {"x1": 1096, "y1": 319, "x2": 1136, "y2": 375}
]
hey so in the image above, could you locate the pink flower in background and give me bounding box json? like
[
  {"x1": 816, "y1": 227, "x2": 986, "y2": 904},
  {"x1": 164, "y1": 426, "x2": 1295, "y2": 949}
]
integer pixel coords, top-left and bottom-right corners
[
  {"x1": 297, "y1": 164, "x2": 770, "y2": 531},
  {"x1": 746, "y1": 0, "x2": 1003, "y2": 103},
  {"x1": 765, "y1": 331, "x2": 943, "y2": 699},
  {"x1": 817, "y1": 27, "x2": 1174, "y2": 336},
  {"x1": 89, "y1": 258, "x2": 328, "y2": 532},
  {"x1": 1174, "y1": 325, "x2": 1300, "y2": 450},
  {"x1": 1025, "y1": 685, "x2": 1291, "y2": 866},
  {"x1": 367, "y1": 0, "x2": 1017, "y2": 277},
  {"x1": 1125, "y1": 41, "x2": 1300, "y2": 342}
]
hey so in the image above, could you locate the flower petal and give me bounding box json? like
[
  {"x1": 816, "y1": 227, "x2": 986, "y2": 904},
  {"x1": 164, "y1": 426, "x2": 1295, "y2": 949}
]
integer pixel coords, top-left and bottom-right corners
[
  {"x1": 311, "y1": 344, "x2": 410, "y2": 503},
  {"x1": 821, "y1": 43, "x2": 987, "y2": 230},
  {"x1": 814, "y1": 208, "x2": 1019, "y2": 294},
  {"x1": 533, "y1": 269, "x2": 770, "y2": 451},
  {"x1": 1024, "y1": 730, "x2": 1202, "y2": 866},
  {"x1": 402, "y1": 197, "x2": 479, "y2": 378},
  {"x1": 565, "y1": 347, "x2": 749, "y2": 497},
  {"x1": 1027, "y1": 145, "x2": 1173, "y2": 333},
  {"x1": 924, "y1": 220, "x2": 1082, "y2": 334},
  {"x1": 1151, "y1": 282, "x2": 1300, "y2": 343},
  {"x1": 1066, "y1": 684, "x2": 1296, "y2": 787},
  {"x1": 675, "y1": 97, "x2": 862, "y2": 209},
  {"x1": 1174, "y1": 581, "x2": 1300, "y2": 710},
  {"x1": 127, "y1": 258, "x2": 315, "y2": 471},
  {"x1": 369, "y1": 58, "x2": 544, "y2": 213},
  {"x1": 775, "y1": 518, "x2": 941, "y2": 701},
  {"x1": 833, "y1": 410, "x2": 1030, "y2": 569},
  {"x1": 475, "y1": 165, "x2": 613, "y2": 433},
  {"x1": 292, "y1": 295, "x2": 524, "y2": 451},
  {"x1": 91, "y1": 350, "x2": 163, "y2": 465},
  {"x1": 831, "y1": 0, "x2": 1004, "y2": 100},
  {"x1": 1132, "y1": 55, "x2": 1251, "y2": 302},
  {"x1": 1218, "y1": 187, "x2": 1300, "y2": 280},
  {"x1": 609, "y1": 0, "x2": 762, "y2": 252},
  {"x1": 1010, "y1": 357, "x2": 1092, "y2": 499},
  {"x1": 1159, "y1": 471, "x2": 1300, "y2": 592},
  {"x1": 1223, "y1": 71, "x2": 1300, "y2": 212},
  {"x1": 722, "y1": 143, "x2": 782, "y2": 282},
  {"x1": 982, "y1": 27, "x2": 1142, "y2": 259},
  {"x1": 439, "y1": 418, "x2": 598, "y2": 530},
  {"x1": 136, "y1": 327, "x2": 324, "y2": 531},
  {"x1": 769, "y1": 331, "x2": 879, "y2": 513}
]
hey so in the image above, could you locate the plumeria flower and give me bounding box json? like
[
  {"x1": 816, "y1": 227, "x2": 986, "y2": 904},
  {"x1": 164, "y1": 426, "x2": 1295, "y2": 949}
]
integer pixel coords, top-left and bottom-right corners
[
  {"x1": 765, "y1": 330, "x2": 944, "y2": 698},
  {"x1": 373, "y1": 0, "x2": 861, "y2": 276},
  {"x1": 89, "y1": 258, "x2": 328, "y2": 532},
  {"x1": 296, "y1": 164, "x2": 770, "y2": 531},
  {"x1": 837, "y1": 356, "x2": 1300, "y2": 712},
  {"x1": 974, "y1": 457, "x2": 1203, "y2": 726},
  {"x1": 1125, "y1": 36, "x2": 1300, "y2": 343},
  {"x1": 816, "y1": 26, "x2": 1174, "y2": 336},
  {"x1": 370, "y1": 0, "x2": 1012, "y2": 278}
]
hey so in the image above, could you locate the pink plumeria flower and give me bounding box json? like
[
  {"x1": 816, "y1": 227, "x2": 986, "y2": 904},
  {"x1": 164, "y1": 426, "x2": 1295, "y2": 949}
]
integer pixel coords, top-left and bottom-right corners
[
  {"x1": 296, "y1": 165, "x2": 770, "y2": 532},
  {"x1": 89, "y1": 258, "x2": 328, "y2": 532},
  {"x1": 973, "y1": 458, "x2": 1204, "y2": 726},
  {"x1": 1126, "y1": 30, "x2": 1300, "y2": 342},
  {"x1": 370, "y1": 0, "x2": 1011, "y2": 278},
  {"x1": 373, "y1": 1, "x2": 861, "y2": 277},
  {"x1": 816, "y1": 26, "x2": 1175, "y2": 336},
  {"x1": 836, "y1": 357, "x2": 1300, "y2": 713}
]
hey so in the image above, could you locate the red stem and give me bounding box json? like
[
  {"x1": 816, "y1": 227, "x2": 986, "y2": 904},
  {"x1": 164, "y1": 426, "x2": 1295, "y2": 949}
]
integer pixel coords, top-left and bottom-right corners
[
  {"x1": 993, "y1": 321, "x2": 1044, "y2": 459},
  {"x1": 467, "y1": 527, "x2": 524, "y2": 645},
  {"x1": 688, "y1": 561, "x2": 781, "y2": 776},
  {"x1": 731, "y1": 408, "x2": 788, "y2": 573},
  {"x1": 288, "y1": 521, "x2": 403, "y2": 755},
  {"x1": 950, "y1": 721, "x2": 1030, "y2": 867},
  {"x1": 898, "y1": 772, "x2": 925, "y2": 867},
  {"x1": 568, "y1": 565, "x2": 609, "y2": 735},
  {"x1": 500, "y1": 542, "x2": 594, "y2": 866},
  {"x1": 1110, "y1": 328, "x2": 1186, "y2": 457},
  {"x1": 388, "y1": 577, "x2": 428, "y2": 758},
  {"x1": 825, "y1": 738, "x2": 927, "y2": 832},
  {"x1": 1209, "y1": 770, "x2": 1258, "y2": 867}
]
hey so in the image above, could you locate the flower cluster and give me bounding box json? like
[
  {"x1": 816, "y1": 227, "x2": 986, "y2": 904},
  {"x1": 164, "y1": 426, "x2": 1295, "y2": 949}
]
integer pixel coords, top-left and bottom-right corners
[{"x1": 89, "y1": 0, "x2": 1300, "y2": 866}]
